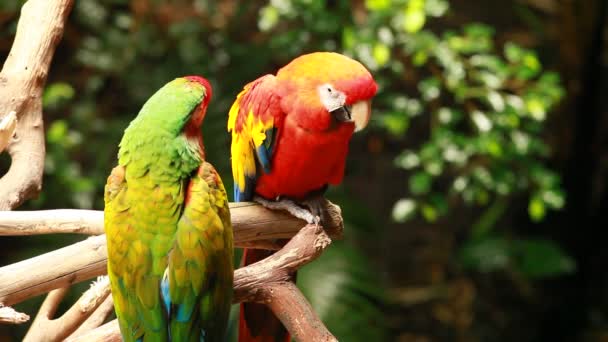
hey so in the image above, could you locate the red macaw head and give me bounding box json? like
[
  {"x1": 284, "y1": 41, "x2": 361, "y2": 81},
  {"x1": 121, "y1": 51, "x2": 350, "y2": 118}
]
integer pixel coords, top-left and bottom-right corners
[{"x1": 275, "y1": 52, "x2": 378, "y2": 132}]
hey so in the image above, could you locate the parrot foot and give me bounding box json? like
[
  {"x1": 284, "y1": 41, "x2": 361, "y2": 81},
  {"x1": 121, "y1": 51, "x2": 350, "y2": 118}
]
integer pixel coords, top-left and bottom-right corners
[
  {"x1": 300, "y1": 196, "x2": 328, "y2": 227},
  {"x1": 254, "y1": 196, "x2": 320, "y2": 225}
]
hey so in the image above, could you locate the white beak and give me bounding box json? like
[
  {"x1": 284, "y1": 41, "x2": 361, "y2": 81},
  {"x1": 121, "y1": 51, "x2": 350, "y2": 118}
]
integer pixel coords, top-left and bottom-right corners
[{"x1": 351, "y1": 100, "x2": 372, "y2": 132}]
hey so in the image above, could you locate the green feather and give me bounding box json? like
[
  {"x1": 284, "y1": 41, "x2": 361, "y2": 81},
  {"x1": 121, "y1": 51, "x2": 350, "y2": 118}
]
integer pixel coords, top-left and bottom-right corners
[{"x1": 104, "y1": 77, "x2": 233, "y2": 342}]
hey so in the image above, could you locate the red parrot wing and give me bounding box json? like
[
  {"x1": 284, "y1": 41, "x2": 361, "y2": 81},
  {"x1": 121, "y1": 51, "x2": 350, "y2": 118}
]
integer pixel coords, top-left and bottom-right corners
[{"x1": 227, "y1": 74, "x2": 283, "y2": 201}]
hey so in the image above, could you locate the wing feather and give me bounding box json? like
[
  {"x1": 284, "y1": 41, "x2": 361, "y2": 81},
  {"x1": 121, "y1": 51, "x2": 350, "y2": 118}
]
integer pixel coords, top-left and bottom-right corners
[
  {"x1": 166, "y1": 162, "x2": 234, "y2": 342},
  {"x1": 228, "y1": 75, "x2": 283, "y2": 201}
]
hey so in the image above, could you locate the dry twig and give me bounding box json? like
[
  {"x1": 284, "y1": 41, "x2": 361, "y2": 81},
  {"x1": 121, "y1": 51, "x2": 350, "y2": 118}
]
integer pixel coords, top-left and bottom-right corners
[
  {"x1": 0, "y1": 304, "x2": 29, "y2": 324},
  {"x1": 0, "y1": 0, "x2": 74, "y2": 209},
  {"x1": 23, "y1": 276, "x2": 111, "y2": 342},
  {"x1": 65, "y1": 294, "x2": 115, "y2": 341}
]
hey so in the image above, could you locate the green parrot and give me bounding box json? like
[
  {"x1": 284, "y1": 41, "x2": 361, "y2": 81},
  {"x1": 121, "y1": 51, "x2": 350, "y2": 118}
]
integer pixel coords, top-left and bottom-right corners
[{"x1": 104, "y1": 76, "x2": 233, "y2": 342}]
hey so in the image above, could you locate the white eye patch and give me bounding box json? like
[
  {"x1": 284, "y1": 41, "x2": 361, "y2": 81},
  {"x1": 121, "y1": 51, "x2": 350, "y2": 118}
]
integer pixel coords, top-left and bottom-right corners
[{"x1": 318, "y1": 83, "x2": 346, "y2": 112}]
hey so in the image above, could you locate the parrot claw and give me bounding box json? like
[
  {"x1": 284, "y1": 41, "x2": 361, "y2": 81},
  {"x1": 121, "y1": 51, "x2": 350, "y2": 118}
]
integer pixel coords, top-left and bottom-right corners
[{"x1": 254, "y1": 196, "x2": 319, "y2": 225}]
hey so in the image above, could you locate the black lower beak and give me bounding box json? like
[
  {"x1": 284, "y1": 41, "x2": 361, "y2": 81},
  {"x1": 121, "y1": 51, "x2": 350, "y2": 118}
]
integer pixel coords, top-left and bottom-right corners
[{"x1": 331, "y1": 105, "x2": 352, "y2": 122}]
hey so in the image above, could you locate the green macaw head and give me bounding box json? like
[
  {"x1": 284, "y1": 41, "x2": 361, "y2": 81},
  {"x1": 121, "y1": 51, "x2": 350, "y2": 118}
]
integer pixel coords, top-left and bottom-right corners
[{"x1": 118, "y1": 76, "x2": 213, "y2": 180}]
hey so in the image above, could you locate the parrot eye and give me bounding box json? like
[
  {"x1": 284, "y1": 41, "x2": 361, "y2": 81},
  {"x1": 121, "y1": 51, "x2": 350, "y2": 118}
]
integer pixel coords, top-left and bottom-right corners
[{"x1": 318, "y1": 83, "x2": 346, "y2": 112}]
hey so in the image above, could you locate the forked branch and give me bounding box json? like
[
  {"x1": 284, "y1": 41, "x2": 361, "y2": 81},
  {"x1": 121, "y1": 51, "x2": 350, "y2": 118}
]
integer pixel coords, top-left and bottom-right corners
[
  {"x1": 0, "y1": 0, "x2": 74, "y2": 209},
  {"x1": 23, "y1": 276, "x2": 110, "y2": 342}
]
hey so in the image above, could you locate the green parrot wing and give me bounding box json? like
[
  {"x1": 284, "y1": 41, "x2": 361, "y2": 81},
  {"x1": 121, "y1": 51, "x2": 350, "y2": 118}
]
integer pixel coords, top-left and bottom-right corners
[
  {"x1": 227, "y1": 74, "x2": 283, "y2": 201},
  {"x1": 164, "y1": 161, "x2": 234, "y2": 342},
  {"x1": 105, "y1": 164, "x2": 184, "y2": 342}
]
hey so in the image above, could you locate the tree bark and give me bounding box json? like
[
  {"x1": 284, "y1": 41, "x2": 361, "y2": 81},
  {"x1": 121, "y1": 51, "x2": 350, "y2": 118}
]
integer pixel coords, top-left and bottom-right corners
[{"x1": 0, "y1": 0, "x2": 74, "y2": 210}]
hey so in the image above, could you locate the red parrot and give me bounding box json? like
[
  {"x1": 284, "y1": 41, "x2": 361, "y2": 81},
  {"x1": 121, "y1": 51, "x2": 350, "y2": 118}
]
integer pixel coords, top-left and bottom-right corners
[{"x1": 228, "y1": 52, "x2": 378, "y2": 342}]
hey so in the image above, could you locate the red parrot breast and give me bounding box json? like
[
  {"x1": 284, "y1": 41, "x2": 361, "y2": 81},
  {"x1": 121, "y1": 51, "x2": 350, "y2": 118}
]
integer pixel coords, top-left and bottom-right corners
[{"x1": 254, "y1": 116, "x2": 355, "y2": 200}]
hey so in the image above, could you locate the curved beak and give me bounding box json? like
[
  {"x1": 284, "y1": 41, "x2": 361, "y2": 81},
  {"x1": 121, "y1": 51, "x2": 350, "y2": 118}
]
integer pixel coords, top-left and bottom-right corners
[
  {"x1": 351, "y1": 100, "x2": 372, "y2": 132},
  {"x1": 331, "y1": 100, "x2": 372, "y2": 132}
]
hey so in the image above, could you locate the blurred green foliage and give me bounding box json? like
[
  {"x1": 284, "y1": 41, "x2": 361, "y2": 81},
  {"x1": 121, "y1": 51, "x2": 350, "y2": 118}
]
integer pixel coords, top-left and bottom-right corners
[{"x1": 0, "y1": 0, "x2": 575, "y2": 340}]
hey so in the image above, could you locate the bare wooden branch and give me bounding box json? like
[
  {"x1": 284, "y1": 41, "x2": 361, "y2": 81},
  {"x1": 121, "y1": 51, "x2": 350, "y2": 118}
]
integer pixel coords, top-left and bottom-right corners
[
  {"x1": 66, "y1": 294, "x2": 114, "y2": 341},
  {"x1": 0, "y1": 209, "x2": 104, "y2": 236},
  {"x1": 0, "y1": 235, "x2": 107, "y2": 306},
  {"x1": 67, "y1": 320, "x2": 121, "y2": 342},
  {"x1": 0, "y1": 0, "x2": 74, "y2": 210},
  {"x1": 233, "y1": 224, "x2": 332, "y2": 303},
  {"x1": 70, "y1": 224, "x2": 335, "y2": 342},
  {"x1": 0, "y1": 304, "x2": 29, "y2": 324},
  {"x1": 24, "y1": 276, "x2": 111, "y2": 342},
  {"x1": 0, "y1": 201, "x2": 343, "y2": 238},
  {"x1": 0, "y1": 202, "x2": 343, "y2": 306},
  {"x1": 0, "y1": 111, "x2": 17, "y2": 153},
  {"x1": 263, "y1": 282, "x2": 336, "y2": 342}
]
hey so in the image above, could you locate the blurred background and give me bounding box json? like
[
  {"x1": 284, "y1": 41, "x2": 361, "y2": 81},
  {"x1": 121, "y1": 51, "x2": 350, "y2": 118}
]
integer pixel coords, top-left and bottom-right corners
[{"x1": 1, "y1": 0, "x2": 607, "y2": 341}]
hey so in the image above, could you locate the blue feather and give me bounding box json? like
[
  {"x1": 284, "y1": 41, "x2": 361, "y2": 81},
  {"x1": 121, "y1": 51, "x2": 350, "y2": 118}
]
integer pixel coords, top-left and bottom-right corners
[
  {"x1": 256, "y1": 145, "x2": 272, "y2": 174},
  {"x1": 160, "y1": 270, "x2": 171, "y2": 316},
  {"x1": 234, "y1": 176, "x2": 255, "y2": 202},
  {"x1": 176, "y1": 303, "x2": 194, "y2": 322}
]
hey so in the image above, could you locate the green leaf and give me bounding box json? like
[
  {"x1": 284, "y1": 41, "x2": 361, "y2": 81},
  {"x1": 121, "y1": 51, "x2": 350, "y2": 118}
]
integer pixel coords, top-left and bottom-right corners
[
  {"x1": 420, "y1": 203, "x2": 438, "y2": 222},
  {"x1": 402, "y1": 0, "x2": 426, "y2": 33},
  {"x1": 525, "y1": 97, "x2": 547, "y2": 121},
  {"x1": 342, "y1": 26, "x2": 356, "y2": 50},
  {"x1": 425, "y1": 0, "x2": 449, "y2": 17},
  {"x1": 504, "y1": 42, "x2": 524, "y2": 63},
  {"x1": 528, "y1": 195, "x2": 546, "y2": 222},
  {"x1": 513, "y1": 239, "x2": 576, "y2": 278},
  {"x1": 372, "y1": 43, "x2": 390, "y2": 67},
  {"x1": 43, "y1": 82, "x2": 75, "y2": 108},
  {"x1": 418, "y1": 77, "x2": 441, "y2": 101},
  {"x1": 542, "y1": 189, "x2": 566, "y2": 210},
  {"x1": 47, "y1": 120, "x2": 68, "y2": 144},
  {"x1": 409, "y1": 171, "x2": 432, "y2": 195},
  {"x1": 365, "y1": 0, "x2": 391, "y2": 11},
  {"x1": 459, "y1": 236, "x2": 511, "y2": 272},
  {"x1": 381, "y1": 111, "x2": 409, "y2": 135},
  {"x1": 394, "y1": 150, "x2": 420, "y2": 169},
  {"x1": 258, "y1": 5, "x2": 280, "y2": 31}
]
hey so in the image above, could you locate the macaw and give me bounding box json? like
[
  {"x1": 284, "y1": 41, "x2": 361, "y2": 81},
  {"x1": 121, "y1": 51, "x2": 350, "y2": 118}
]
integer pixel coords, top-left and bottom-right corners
[
  {"x1": 228, "y1": 52, "x2": 378, "y2": 342},
  {"x1": 104, "y1": 76, "x2": 233, "y2": 342}
]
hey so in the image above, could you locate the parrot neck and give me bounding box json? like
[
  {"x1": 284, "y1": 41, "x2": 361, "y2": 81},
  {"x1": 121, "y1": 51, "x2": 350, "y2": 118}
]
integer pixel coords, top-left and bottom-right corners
[
  {"x1": 184, "y1": 119, "x2": 205, "y2": 160},
  {"x1": 118, "y1": 122, "x2": 203, "y2": 181}
]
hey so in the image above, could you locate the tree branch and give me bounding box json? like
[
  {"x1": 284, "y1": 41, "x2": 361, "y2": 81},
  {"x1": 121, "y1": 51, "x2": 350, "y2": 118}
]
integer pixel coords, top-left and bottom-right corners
[
  {"x1": 65, "y1": 320, "x2": 121, "y2": 342},
  {"x1": 0, "y1": 0, "x2": 74, "y2": 210},
  {"x1": 0, "y1": 304, "x2": 29, "y2": 324},
  {"x1": 262, "y1": 282, "x2": 336, "y2": 342},
  {"x1": 23, "y1": 276, "x2": 110, "y2": 342},
  {"x1": 69, "y1": 224, "x2": 336, "y2": 342},
  {"x1": 0, "y1": 234, "x2": 107, "y2": 306},
  {"x1": 0, "y1": 202, "x2": 343, "y2": 306},
  {"x1": 0, "y1": 111, "x2": 17, "y2": 153},
  {"x1": 0, "y1": 201, "x2": 343, "y2": 238},
  {"x1": 65, "y1": 294, "x2": 114, "y2": 341}
]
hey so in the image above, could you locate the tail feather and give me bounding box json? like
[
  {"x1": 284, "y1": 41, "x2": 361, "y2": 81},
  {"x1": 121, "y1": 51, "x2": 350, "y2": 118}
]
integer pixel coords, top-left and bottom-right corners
[{"x1": 238, "y1": 249, "x2": 291, "y2": 342}]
